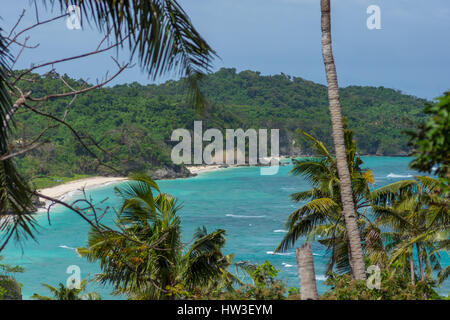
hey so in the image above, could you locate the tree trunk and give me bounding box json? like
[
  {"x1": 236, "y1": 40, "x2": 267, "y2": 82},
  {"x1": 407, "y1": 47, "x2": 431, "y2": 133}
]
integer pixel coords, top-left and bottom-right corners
[
  {"x1": 320, "y1": 0, "x2": 366, "y2": 280},
  {"x1": 296, "y1": 243, "x2": 319, "y2": 300},
  {"x1": 347, "y1": 241, "x2": 354, "y2": 275},
  {"x1": 410, "y1": 250, "x2": 416, "y2": 285},
  {"x1": 416, "y1": 243, "x2": 424, "y2": 281}
]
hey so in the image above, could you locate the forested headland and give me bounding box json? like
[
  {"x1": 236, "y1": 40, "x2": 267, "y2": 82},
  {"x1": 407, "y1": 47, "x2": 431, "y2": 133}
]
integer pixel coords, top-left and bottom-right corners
[{"x1": 11, "y1": 68, "x2": 427, "y2": 186}]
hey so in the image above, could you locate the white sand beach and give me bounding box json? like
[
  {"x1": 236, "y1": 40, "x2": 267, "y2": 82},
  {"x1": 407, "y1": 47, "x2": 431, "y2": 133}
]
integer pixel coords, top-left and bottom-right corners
[{"x1": 37, "y1": 176, "x2": 128, "y2": 201}]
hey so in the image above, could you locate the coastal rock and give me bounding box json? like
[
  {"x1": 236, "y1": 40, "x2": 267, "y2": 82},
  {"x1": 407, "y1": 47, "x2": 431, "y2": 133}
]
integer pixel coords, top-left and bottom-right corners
[
  {"x1": 32, "y1": 195, "x2": 46, "y2": 209},
  {"x1": 393, "y1": 150, "x2": 409, "y2": 156},
  {"x1": 148, "y1": 165, "x2": 193, "y2": 180}
]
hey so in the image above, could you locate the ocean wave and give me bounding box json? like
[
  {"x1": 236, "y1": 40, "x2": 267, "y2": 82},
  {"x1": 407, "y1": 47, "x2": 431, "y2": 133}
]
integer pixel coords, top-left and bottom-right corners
[
  {"x1": 59, "y1": 245, "x2": 81, "y2": 258},
  {"x1": 282, "y1": 262, "x2": 294, "y2": 268},
  {"x1": 312, "y1": 253, "x2": 322, "y2": 256},
  {"x1": 387, "y1": 173, "x2": 413, "y2": 178},
  {"x1": 315, "y1": 275, "x2": 327, "y2": 281},
  {"x1": 273, "y1": 229, "x2": 288, "y2": 233},
  {"x1": 226, "y1": 214, "x2": 266, "y2": 218},
  {"x1": 59, "y1": 245, "x2": 76, "y2": 250},
  {"x1": 266, "y1": 251, "x2": 294, "y2": 256}
]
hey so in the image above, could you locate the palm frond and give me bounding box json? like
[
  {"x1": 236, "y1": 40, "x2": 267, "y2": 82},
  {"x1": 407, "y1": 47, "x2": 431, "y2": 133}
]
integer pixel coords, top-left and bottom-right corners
[
  {"x1": 0, "y1": 29, "x2": 39, "y2": 251},
  {"x1": 370, "y1": 179, "x2": 419, "y2": 204},
  {"x1": 296, "y1": 129, "x2": 332, "y2": 160},
  {"x1": 414, "y1": 175, "x2": 441, "y2": 193},
  {"x1": 275, "y1": 198, "x2": 339, "y2": 252},
  {"x1": 290, "y1": 188, "x2": 324, "y2": 202},
  {"x1": 54, "y1": 0, "x2": 216, "y2": 110},
  {"x1": 371, "y1": 179, "x2": 419, "y2": 197},
  {"x1": 183, "y1": 228, "x2": 226, "y2": 289},
  {"x1": 290, "y1": 158, "x2": 330, "y2": 186},
  {"x1": 438, "y1": 266, "x2": 450, "y2": 285}
]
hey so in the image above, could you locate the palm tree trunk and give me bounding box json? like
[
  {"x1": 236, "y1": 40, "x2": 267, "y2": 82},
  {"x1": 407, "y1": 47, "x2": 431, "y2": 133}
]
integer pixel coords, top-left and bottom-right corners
[
  {"x1": 347, "y1": 241, "x2": 354, "y2": 275},
  {"x1": 416, "y1": 244, "x2": 424, "y2": 281},
  {"x1": 320, "y1": 0, "x2": 366, "y2": 280},
  {"x1": 410, "y1": 250, "x2": 416, "y2": 285},
  {"x1": 296, "y1": 242, "x2": 319, "y2": 300}
]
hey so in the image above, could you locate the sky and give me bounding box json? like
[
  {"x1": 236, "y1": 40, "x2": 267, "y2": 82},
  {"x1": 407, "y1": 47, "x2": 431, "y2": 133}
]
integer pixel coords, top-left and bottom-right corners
[{"x1": 1, "y1": 0, "x2": 449, "y2": 100}]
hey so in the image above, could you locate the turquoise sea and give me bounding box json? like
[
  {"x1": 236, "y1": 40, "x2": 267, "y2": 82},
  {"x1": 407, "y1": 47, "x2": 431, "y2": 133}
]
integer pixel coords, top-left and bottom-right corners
[{"x1": 2, "y1": 157, "x2": 449, "y2": 299}]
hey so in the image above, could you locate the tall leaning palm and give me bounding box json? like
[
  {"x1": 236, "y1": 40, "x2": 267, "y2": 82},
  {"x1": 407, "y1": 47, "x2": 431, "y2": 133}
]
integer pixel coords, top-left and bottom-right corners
[
  {"x1": 275, "y1": 127, "x2": 375, "y2": 275},
  {"x1": 320, "y1": 0, "x2": 366, "y2": 279},
  {"x1": 0, "y1": 0, "x2": 215, "y2": 249}
]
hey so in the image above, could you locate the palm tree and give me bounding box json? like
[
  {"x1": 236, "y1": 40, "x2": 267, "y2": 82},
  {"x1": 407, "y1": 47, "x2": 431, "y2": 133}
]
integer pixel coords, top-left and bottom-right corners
[
  {"x1": 78, "y1": 174, "x2": 230, "y2": 299},
  {"x1": 0, "y1": 29, "x2": 37, "y2": 252},
  {"x1": 320, "y1": 0, "x2": 366, "y2": 279},
  {"x1": 371, "y1": 176, "x2": 449, "y2": 285},
  {"x1": 296, "y1": 242, "x2": 319, "y2": 300},
  {"x1": 0, "y1": 0, "x2": 215, "y2": 250},
  {"x1": 0, "y1": 255, "x2": 24, "y2": 300},
  {"x1": 275, "y1": 127, "x2": 375, "y2": 275},
  {"x1": 31, "y1": 280, "x2": 100, "y2": 300}
]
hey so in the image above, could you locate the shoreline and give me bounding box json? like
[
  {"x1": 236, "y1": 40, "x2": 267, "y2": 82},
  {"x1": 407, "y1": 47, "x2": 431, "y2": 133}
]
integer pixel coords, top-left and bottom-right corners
[
  {"x1": 38, "y1": 159, "x2": 293, "y2": 203},
  {"x1": 35, "y1": 166, "x2": 233, "y2": 207},
  {"x1": 34, "y1": 154, "x2": 411, "y2": 207},
  {"x1": 37, "y1": 176, "x2": 128, "y2": 203},
  {"x1": 34, "y1": 162, "x2": 271, "y2": 206},
  {"x1": 185, "y1": 164, "x2": 230, "y2": 175}
]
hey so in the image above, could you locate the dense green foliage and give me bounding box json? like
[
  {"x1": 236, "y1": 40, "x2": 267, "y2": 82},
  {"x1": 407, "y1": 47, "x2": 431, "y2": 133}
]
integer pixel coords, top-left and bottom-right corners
[
  {"x1": 76, "y1": 175, "x2": 294, "y2": 300},
  {"x1": 276, "y1": 129, "x2": 449, "y2": 298},
  {"x1": 78, "y1": 175, "x2": 233, "y2": 299},
  {"x1": 1, "y1": 0, "x2": 214, "y2": 251},
  {"x1": 11, "y1": 68, "x2": 427, "y2": 183},
  {"x1": 206, "y1": 261, "x2": 293, "y2": 300},
  {"x1": 31, "y1": 280, "x2": 101, "y2": 300},
  {"x1": 322, "y1": 273, "x2": 443, "y2": 300},
  {"x1": 408, "y1": 91, "x2": 449, "y2": 193},
  {"x1": 275, "y1": 125, "x2": 376, "y2": 273},
  {"x1": 0, "y1": 255, "x2": 23, "y2": 300},
  {"x1": 371, "y1": 176, "x2": 449, "y2": 283},
  {"x1": 0, "y1": 35, "x2": 37, "y2": 251}
]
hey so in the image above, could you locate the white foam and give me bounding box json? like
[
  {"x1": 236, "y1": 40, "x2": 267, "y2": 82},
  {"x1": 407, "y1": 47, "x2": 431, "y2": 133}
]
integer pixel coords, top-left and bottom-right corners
[
  {"x1": 59, "y1": 245, "x2": 81, "y2": 258},
  {"x1": 273, "y1": 229, "x2": 288, "y2": 233},
  {"x1": 387, "y1": 173, "x2": 413, "y2": 178},
  {"x1": 315, "y1": 275, "x2": 327, "y2": 281},
  {"x1": 282, "y1": 262, "x2": 294, "y2": 268},
  {"x1": 59, "y1": 245, "x2": 76, "y2": 250},
  {"x1": 266, "y1": 251, "x2": 294, "y2": 256},
  {"x1": 59, "y1": 190, "x2": 81, "y2": 201}
]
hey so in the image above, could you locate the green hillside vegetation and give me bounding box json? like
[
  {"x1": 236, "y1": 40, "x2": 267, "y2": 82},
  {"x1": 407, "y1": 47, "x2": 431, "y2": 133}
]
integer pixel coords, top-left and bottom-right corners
[{"x1": 11, "y1": 68, "x2": 427, "y2": 184}]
